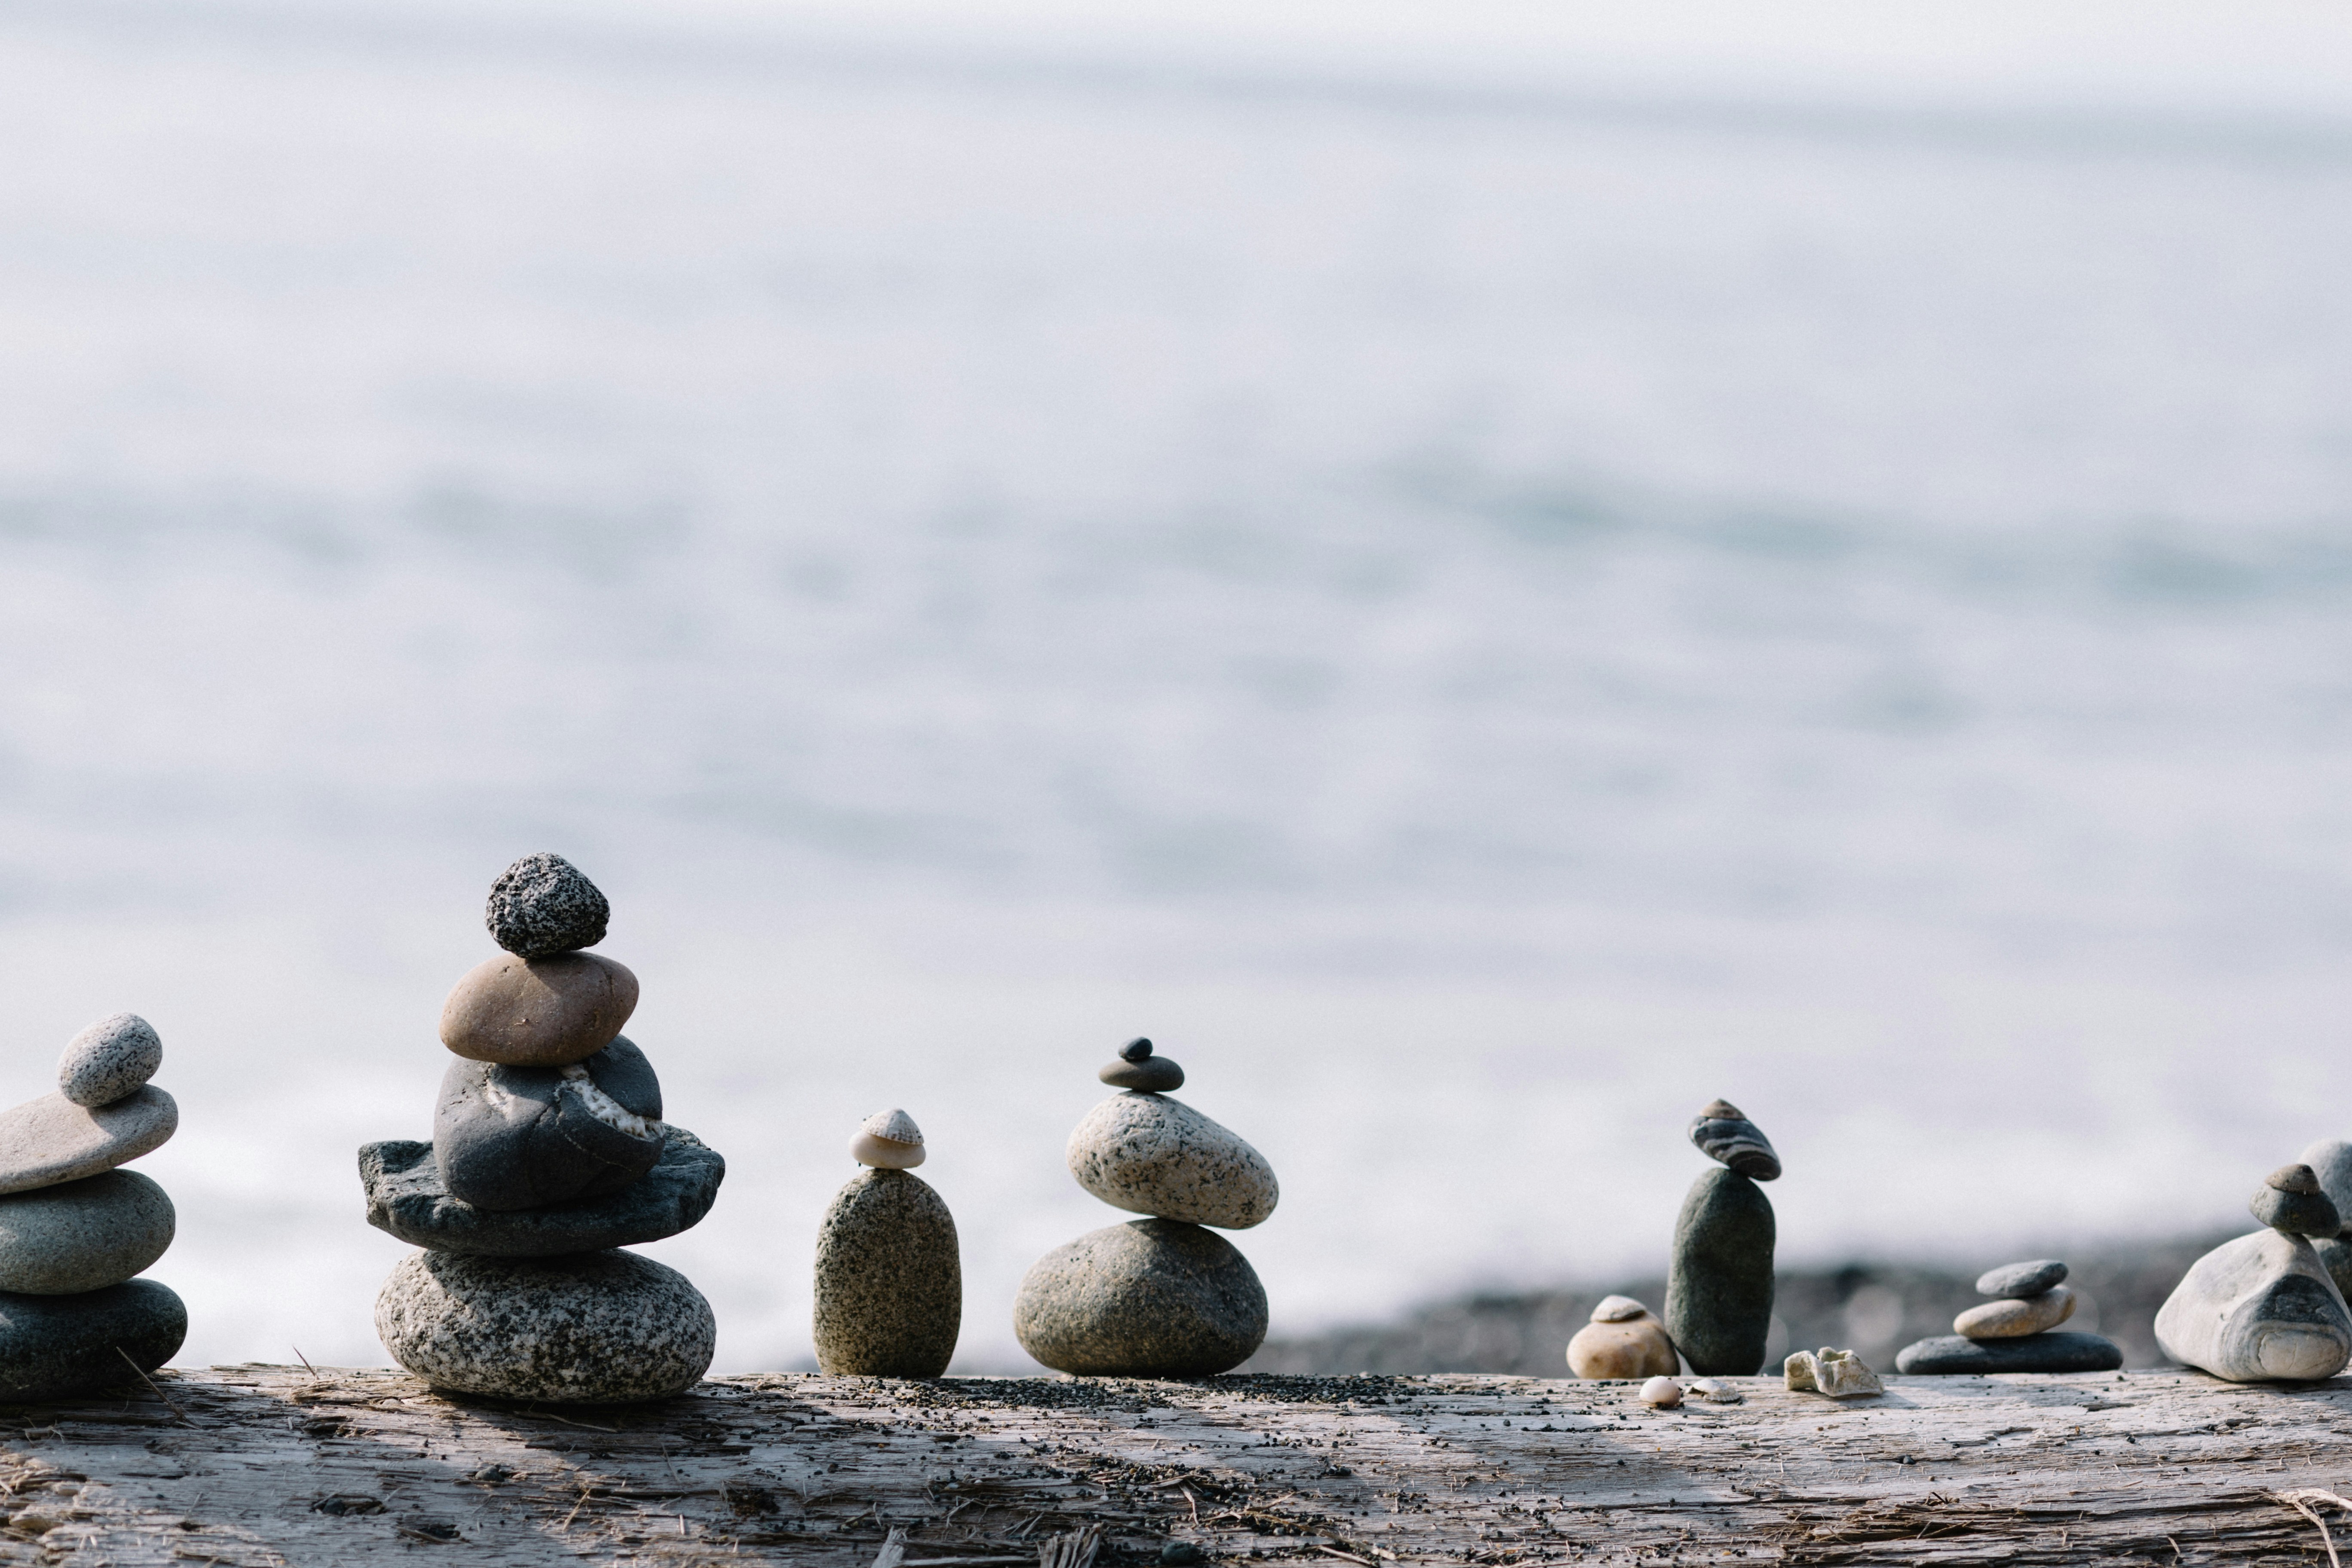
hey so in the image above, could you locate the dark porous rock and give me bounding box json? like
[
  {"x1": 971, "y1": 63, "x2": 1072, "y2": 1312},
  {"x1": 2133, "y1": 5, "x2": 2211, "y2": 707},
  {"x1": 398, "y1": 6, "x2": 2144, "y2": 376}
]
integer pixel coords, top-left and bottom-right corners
[
  {"x1": 1100, "y1": 1057, "x2": 1185, "y2": 1092},
  {"x1": 487, "y1": 852, "x2": 611, "y2": 958},
  {"x1": 439, "y1": 951, "x2": 638, "y2": 1068},
  {"x1": 1893, "y1": 1331, "x2": 2123, "y2": 1375},
  {"x1": 1975, "y1": 1259, "x2": 2067, "y2": 1298},
  {"x1": 0, "y1": 1170, "x2": 174, "y2": 1293},
  {"x1": 364, "y1": 1127, "x2": 721, "y2": 1256},
  {"x1": 1686, "y1": 1099, "x2": 1781, "y2": 1182},
  {"x1": 2155, "y1": 1228, "x2": 2352, "y2": 1382},
  {"x1": 1665, "y1": 1166, "x2": 1775, "y2": 1375},
  {"x1": 2251, "y1": 1164, "x2": 2340, "y2": 1237},
  {"x1": 1015, "y1": 1219, "x2": 1267, "y2": 1377},
  {"x1": 58, "y1": 1014, "x2": 163, "y2": 1109},
  {"x1": 374, "y1": 1248, "x2": 714, "y2": 1403},
  {"x1": 0, "y1": 1278, "x2": 186, "y2": 1400},
  {"x1": 433, "y1": 1037, "x2": 665, "y2": 1212},
  {"x1": 0, "y1": 1088, "x2": 178, "y2": 1196},
  {"x1": 813, "y1": 1168, "x2": 961, "y2": 1376}
]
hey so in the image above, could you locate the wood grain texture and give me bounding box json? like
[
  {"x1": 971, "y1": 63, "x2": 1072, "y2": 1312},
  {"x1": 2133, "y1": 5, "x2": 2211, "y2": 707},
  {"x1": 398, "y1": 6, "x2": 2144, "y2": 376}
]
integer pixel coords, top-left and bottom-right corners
[{"x1": 2, "y1": 1367, "x2": 2349, "y2": 1565}]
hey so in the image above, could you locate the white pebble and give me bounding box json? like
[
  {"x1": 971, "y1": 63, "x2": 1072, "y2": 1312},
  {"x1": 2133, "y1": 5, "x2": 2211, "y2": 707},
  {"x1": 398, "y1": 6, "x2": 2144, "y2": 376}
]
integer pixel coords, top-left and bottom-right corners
[
  {"x1": 851, "y1": 1108, "x2": 926, "y2": 1169},
  {"x1": 1639, "y1": 1376, "x2": 1683, "y2": 1408}
]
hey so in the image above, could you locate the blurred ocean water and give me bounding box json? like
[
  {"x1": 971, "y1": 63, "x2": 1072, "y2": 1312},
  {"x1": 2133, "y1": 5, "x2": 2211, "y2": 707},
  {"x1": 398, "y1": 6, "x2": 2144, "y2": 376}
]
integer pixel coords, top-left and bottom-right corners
[{"x1": 1, "y1": 1, "x2": 2351, "y2": 1372}]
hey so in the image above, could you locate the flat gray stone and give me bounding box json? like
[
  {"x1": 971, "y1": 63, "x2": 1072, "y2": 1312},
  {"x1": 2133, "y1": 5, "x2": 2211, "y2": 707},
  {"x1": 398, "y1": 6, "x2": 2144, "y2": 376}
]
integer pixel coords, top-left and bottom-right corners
[
  {"x1": 2156, "y1": 1228, "x2": 2352, "y2": 1382},
  {"x1": 2252, "y1": 1166, "x2": 2340, "y2": 1237},
  {"x1": 1665, "y1": 1165, "x2": 1775, "y2": 1375},
  {"x1": 1893, "y1": 1332, "x2": 2121, "y2": 1375},
  {"x1": 432, "y1": 1037, "x2": 665, "y2": 1211},
  {"x1": 0, "y1": 1279, "x2": 185, "y2": 1401},
  {"x1": 1066, "y1": 1093, "x2": 1277, "y2": 1230},
  {"x1": 0, "y1": 1171, "x2": 174, "y2": 1294},
  {"x1": 1099, "y1": 1057, "x2": 1185, "y2": 1092},
  {"x1": 486, "y1": 852, "x2": 609, "y2": 958},
  {"x1": 813, "y1": 1168, "x2": 960, "y2": 1376},
  {"x1": 57, "y1": 1014, "x2": 162, "y2": 1109},
  {"x1": 1975, "y1": 1259, "x2": 2067, "y2": 1298},
  {"x1": 374, "y1": 1249, "x2": 714, "y2": 1403},
  {"x1": 1014, "y1": 1219, "x2": 1266, "y2": 1378},
  {"x1": 362, "y1": 1126, "x2": 723, "y2": 1256},
  {"x1": 1686, "y1": 1100, "x2": 1781, "y2": 1182},
  {"x1": 0, "y1": 1088, "x2": 176, "y2": 1196}
]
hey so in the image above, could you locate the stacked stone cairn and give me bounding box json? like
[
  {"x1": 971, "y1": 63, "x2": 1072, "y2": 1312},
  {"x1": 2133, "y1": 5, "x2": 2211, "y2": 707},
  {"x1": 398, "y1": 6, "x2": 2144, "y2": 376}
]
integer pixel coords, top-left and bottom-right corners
[
  {"x1": 2293, "y1": 1134, "x2": 2352, "y2": 1302},
  {"x1": 2153, "y1": 1162, "x2": 2352, "y2": 1383},
  {"x1": 813, "y1": 1109, "x2": 961, "y2": 1376},
  {"x1": 1894, "y1": 1258, "x2": 2122, "y2": 1374},
  {"x1": 361, "y1": 854, "x2": 726, "y2": 1403},
  {"x1": 1014, "y1": 1038, "x2": 1276, "y2": 1377},
  {"x1": 1664, "y1": 1099, "x2": 1778, "y2": 1376},
  {"x1": 0, "y1": 1014, "x2": 183, "y2": 1400},
  {"x1": 1567, "y1": 1295, "x2": 1678, "y2": 1380}
]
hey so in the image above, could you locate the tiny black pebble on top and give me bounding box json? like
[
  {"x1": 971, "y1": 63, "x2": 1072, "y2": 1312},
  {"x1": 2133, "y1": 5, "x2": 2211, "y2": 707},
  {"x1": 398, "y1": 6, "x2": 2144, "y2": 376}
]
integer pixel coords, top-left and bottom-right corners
[
  {"x1": 485, "y1": 852, "x2": 611, "y2": 957},
  {"x1": 1119, "y1": 1037, "x2": 1154, "y2": 1063}
]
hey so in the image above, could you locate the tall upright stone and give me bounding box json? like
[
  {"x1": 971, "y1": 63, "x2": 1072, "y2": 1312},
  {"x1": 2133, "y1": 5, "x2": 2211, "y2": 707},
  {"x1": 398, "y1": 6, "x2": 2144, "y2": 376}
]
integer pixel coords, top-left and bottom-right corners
[
  {"x1": 813, "y1": 1110, "x2": 962, "y2": 1377},
  {"x1": 1663, "y1": 1099, "x2": 1778, "y2": 1376}
]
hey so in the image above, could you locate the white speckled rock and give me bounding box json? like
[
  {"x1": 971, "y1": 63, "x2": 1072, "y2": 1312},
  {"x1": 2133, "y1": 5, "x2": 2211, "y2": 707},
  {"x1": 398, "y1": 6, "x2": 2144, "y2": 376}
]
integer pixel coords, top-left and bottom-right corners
[
  {"x1": 58, "y1": 1014, "x2": 163, "y2": 1109},
  {"x1": 850, "y1": 1109, "x2": 926, "y2": 1170},
  {"x1": 1066, "y1": 1093, "x2": 1277, "y2": 1230},
  {"x1": 0, "y1": 1170, "x2": 174, "y2": 1293},
  {"x1": 1954, "y1": 1285, "x2": 2075, "y2": 1339},
  {"x1": 0, "y1": 1089, "x2": 177, "y2": 1196},
  {"x1": 374, "y1": 1249, "x2": 714, "y2": 1403},
  {"x1": 2155, "y1": 1228, "x2": 2352, "y2": 1383}
]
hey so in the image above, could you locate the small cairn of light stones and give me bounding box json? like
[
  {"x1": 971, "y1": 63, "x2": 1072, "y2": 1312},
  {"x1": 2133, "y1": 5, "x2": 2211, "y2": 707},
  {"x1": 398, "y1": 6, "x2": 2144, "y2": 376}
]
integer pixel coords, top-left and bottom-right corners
[
  {"x1": 360, "y1": 854, "x2": 726, "y2": 1404},
  {"x1": 1664, "y1": 1099, "x2": 1778, "y2": 1375},
  {"x1": 1014, "y1": 1038, "x2": 1277, "y2": 1376},
  {"x1": 813, "y1": 1109, "x2": 961, "y2": 1376},
  {"x1": 1784, "y1": 1347, "x2": 1883, "y2": 1398},
  {"x1": 0, "y1": 1014, "x2": 184, "y2": 1400},
  {"x1": 1895, "y1": 1259, "x2": 2123, "y2": 1374},
  {"x1": 2154, "y1": 1162, "x2": 2352, "y2": 1383},
  {"x1": 1566, "y1": 1295, "x2": 1678, "y2": 1380}
]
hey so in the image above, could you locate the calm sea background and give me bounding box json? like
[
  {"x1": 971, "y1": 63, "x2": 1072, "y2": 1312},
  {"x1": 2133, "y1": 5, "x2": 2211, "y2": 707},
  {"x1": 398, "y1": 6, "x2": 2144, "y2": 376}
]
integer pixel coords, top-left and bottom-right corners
[{"x1": 3, "y1": 0, "x2": 2352, "y2": 1372}]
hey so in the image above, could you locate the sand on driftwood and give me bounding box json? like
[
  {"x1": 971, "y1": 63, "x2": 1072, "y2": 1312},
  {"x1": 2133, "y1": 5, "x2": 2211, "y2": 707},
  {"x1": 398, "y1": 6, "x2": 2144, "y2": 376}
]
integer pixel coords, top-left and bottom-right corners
[{"x1": 2, "y1": 1366, "x2": 2350, "y2": 1565}]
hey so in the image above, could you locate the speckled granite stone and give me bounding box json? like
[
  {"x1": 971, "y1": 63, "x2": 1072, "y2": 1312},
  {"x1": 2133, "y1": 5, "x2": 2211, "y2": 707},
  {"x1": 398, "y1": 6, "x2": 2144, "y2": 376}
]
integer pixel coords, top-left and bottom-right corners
[
  {"x1": 1014, "y1": 1219, "x2": 1267, "y2": 1377},
  {"x1": 57, "y1": 1014, "x2": 163, "y2": 1109},
  {"x1": 2155, "y1": 1228, "x2": 2352, "y2": 1383},
  {"x1": 1664, "y1": 1165, "x2": 1775, "y2": 1376},
  {"x1": 364, "y1": 1127, "x2": 721, "y2": 1256},
  {"x1": 0, "y1": 1171, "x2": 174, "y2": 1293},
  {"x1": 486, "y1": 853, "x2": 610, "y2": 957},
  {"x1": 0, "y1": 1088, "x2": 177, "y2": 1196},
  {"x1": 0, "y1": 1279, "x2": 185, "y2": 1401},
  {"x1": 1066, "y1": 1094, "x2": 1276, "y2": 1230},
  {"x1": 1894, "y1": 1331, "x2": 2123, "y2": 1375},
  {"x1": 374, "y1": 1249, "x2": 714, "y2": 1403},
  {"x1": 432, "y1": 1037, "x2": 665, "y2": 1212},
  {"x1": 438, "y1": 952, "x2": 638, "y2": 1068},
  {"x1": 813, "y1": 1168, "x2": 960, "y2": 1376}
]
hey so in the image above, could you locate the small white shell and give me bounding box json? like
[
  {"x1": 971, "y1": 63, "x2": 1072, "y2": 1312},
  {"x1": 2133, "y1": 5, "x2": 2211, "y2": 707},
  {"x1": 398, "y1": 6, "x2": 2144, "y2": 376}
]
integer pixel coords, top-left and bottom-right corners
[
  {"x1": 1591, "y1": 1294, "x2": 1650, "y2": 1323},
  {"x1": 851, "y1": 1108, "x2": 925, "y2": 1168},
  {"x1": 1638, "y1": 1376, "x2": 1682, "y2": 1408}
]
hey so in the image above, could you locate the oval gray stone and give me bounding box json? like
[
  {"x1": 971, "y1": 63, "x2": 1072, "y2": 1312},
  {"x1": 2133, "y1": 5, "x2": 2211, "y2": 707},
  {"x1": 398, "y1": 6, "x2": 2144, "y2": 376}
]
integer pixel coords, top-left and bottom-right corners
[
  {"x1": 58, "y1": 1014, "x2": 163, "y2": 1109},
  {"x1": 1687, "y1": 1100, "x2": 1781, "y2": 1182},
  {"x1": 0, "y1": 1170, "x2": 174, "y2": 1294},
  {"x1": 2252, "y1": 1179, "x2": 2340, "y2": 1238},
  {"x1": 375, "y1": 1249, "x2": 714, "y2": 1403},
  {"x1": 486, "y1": 852, "x2": 611, "y2": 958},
  {"x1": 1014, "y1": 1219, "x2": 1267, "y2": 1377},
  {"x1": 1665, "y1": 1166, "x2": 1775, "y2": 1376},
  {"x1": 361, "y1": 1126, "x2": 723, "y2": 1257},
  {"x1": 1066, "y1": 1094, "x2": 1277, "y2": 1230},
  {"x1": 2155, "y1": 1228, "x2": 2352, "y2": 1382},
  {"x1": 813, "y1": 1168, "x2": 961, "y2": 1376},
  {"x1": 0, "y1": 1278, "x2": 186, "y2": 1401},
  {"x1": 1099, "y1": 1057, "x2": 1185, "y2": 1093},
  {"x1": 1975, "y1": 1259, "x2": 2067, "y2": 1298},
  {"x1": 1893, "y1": 1331, "x2": 2122, "y2": 1375},
  {"x1": 0, "y1": 1088, "x2": 177, "y2": 1196}
]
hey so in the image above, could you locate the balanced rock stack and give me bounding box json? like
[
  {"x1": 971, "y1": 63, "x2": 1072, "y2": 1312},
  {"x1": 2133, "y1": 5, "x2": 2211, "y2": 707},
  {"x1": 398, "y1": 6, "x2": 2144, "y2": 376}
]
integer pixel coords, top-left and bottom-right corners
[
  {"x1": 361, "y1": 854, "x2": 726, "y2": 1404},
  {"x1": 2293, "y1": 1135, "x2": 2352, "y2": 1301},
  {"x1": 0, "y1": 1014, "x2": 184, "y2": 1400},
  {"x1": 1894, "y1": 1259, "x2": 2122, "y2": 1374},
  {"x1": 2154, "y1": 1162, "x2": 2352, "y2": 1383},
  {"x1": 813, "y1": 1109, "x2": 961, "y2": 1376},
  {"x1": 1665, "y1": 1099, "x2": 1779, "y2": 1376},
  {"x1": 1014, "y1": 1038, "x2": 1276, "y2": 1377},
  {"x1": 1567, "y1": 1295, "x2": 1678, "y2": 1380}
]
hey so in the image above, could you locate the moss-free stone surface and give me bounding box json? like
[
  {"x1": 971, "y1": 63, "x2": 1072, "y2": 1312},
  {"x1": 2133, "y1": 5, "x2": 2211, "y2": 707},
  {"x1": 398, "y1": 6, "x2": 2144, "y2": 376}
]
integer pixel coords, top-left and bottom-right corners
[
  {"x1": 438, "y1": 951, "x2": 638, "y2": 1067},
  {"x1": 1014, "y1": 1218, "x2": 1267, "y2": 1377},
  {"x1": 813, "y1": 1168, "x2": 961, "y2": 1376},
  {"x1": 57, "y1": 1014, "x2": 163, "y2": 1109},
  {"x1": 362, "y1": 1126, "x2": 722, "y2": 1256},
  {"x1": 2155, "y1": 1228, "x2": 2352, "y2": 1383},
  {"x1": 0, "y1": 1278, "x2": 184, "y2": 1401},
  {"x1": 431, "y1": 1037, "x2": 665, "y2": 1211},
  {"x1": 1066, "y1": 1093, "x2": 1277, "y2": 1230},
  {"x1": 485, "y1": 852, "x2": 610, "y2": 958},
  {"x1": 0, "y1": 1088, "x2": 177, "y2": 1197},
  {"x1": 0, "y1": 1170, "x2": 174, "y2": 1293},
  {"x1": 1665, "y1": 1166, "x2": 1775, "y2": 1376}
]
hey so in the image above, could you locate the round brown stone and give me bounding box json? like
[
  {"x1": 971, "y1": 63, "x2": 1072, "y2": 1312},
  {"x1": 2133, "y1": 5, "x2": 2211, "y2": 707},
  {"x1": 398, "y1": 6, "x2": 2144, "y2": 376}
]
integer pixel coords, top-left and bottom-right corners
[
  {"x1": 813, "y1": 1169, "x2": 961, "y2": 1376},
  {"x1": 438, "y1": 952, "x2": 639, "y2": 1067}
]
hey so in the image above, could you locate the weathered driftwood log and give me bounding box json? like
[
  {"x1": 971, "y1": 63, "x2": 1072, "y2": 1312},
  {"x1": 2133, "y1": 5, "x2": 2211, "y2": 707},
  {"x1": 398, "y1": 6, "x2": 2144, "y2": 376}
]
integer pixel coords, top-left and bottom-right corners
[{"x1": 3, "y1": 1366, "x2": 2352, "y2": 1565}]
